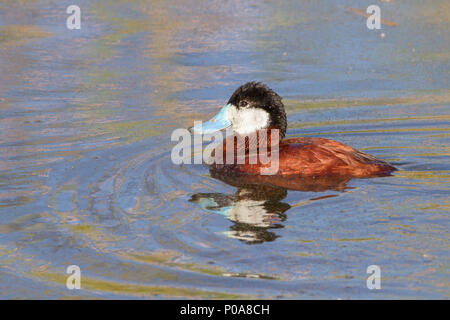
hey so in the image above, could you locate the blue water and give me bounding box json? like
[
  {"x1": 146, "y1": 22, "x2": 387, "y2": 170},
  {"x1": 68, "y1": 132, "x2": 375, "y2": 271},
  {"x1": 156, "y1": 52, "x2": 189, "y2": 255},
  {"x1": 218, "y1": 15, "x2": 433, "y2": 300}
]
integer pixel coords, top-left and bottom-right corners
[{"x1": 0, "y1": 0, "x2": 448, "y2": 299}]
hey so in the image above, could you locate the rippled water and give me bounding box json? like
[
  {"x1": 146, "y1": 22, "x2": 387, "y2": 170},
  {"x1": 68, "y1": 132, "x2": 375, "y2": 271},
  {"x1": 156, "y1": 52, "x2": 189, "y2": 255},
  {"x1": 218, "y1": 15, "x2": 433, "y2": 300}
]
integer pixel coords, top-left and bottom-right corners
[{"x1": 0, "y1": 0, "x2": 449, "y2": 299}]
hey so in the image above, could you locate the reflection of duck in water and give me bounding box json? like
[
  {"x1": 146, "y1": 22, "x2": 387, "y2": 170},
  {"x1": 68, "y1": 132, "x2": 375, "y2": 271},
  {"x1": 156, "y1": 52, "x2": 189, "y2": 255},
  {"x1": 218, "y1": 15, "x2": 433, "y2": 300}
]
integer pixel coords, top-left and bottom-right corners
[
  {"x1": 190, "y1": 172, "x2": 353, "y2": 244},
  {"x1": 190, "y1": 184, "x2": 289, "y2": 244}
]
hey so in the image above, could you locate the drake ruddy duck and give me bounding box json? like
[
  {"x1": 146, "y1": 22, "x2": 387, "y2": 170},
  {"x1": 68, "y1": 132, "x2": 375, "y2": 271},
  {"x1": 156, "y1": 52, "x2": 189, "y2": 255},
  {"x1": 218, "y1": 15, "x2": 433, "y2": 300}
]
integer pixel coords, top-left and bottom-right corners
[{"x1": 191, "y1": 82, "x2": 396, "y2": 185}]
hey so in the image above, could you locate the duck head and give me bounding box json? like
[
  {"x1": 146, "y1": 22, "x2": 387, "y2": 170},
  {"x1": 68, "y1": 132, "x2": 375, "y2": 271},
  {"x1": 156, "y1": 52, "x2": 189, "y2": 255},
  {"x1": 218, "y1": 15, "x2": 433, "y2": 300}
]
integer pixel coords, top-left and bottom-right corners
[{"x1": 191, "y1": 82, "x2": 287, "y2": 139}]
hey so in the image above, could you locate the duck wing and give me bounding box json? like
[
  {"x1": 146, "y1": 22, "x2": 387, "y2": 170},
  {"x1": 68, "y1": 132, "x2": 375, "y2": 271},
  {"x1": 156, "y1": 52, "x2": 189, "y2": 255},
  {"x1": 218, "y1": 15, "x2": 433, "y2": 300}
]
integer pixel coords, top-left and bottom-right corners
[{"x1": 278, "y1": 137, "x2": 396, "y2": 177}]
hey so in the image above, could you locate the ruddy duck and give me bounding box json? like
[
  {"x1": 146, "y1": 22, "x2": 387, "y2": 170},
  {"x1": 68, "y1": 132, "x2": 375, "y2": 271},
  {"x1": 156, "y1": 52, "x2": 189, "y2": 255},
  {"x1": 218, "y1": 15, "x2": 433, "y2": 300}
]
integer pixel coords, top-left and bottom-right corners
[{"x1": 191, "y1": 82, "x2": 396, "y2": 188}]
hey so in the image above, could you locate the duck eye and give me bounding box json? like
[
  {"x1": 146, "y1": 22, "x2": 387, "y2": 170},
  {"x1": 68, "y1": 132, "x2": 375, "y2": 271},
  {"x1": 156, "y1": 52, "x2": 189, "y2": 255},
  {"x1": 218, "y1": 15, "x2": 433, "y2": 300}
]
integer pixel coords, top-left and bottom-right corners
[{"x1": 239, "y1": 100, "x2": 248, "y2": 108}]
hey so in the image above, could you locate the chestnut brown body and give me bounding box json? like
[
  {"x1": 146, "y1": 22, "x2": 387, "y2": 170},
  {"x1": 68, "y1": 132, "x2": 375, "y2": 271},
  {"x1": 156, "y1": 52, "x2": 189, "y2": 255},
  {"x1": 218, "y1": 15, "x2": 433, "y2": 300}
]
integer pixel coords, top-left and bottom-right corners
[{"x1": 210, "y1": 132, "x2": 396, "y2": 191}]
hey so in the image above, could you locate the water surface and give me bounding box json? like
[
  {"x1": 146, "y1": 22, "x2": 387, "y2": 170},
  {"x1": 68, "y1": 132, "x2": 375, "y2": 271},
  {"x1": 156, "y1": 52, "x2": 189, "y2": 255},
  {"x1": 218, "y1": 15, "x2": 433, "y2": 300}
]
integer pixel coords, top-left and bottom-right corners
[{"x1": 0, "y1": 0, "x2": 449, "y2": 299}]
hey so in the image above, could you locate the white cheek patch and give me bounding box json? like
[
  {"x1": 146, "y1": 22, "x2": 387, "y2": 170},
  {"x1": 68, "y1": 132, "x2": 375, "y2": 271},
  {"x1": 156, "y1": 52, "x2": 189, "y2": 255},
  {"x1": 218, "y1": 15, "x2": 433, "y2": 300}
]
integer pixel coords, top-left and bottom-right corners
[{"x1": 227, "y1": 105, "x2": 270, "y2": 135}]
